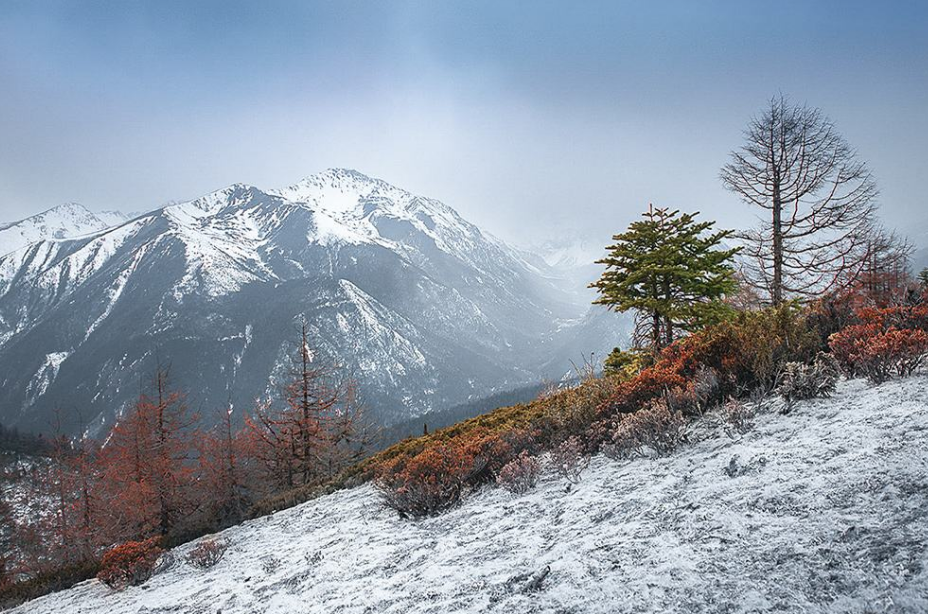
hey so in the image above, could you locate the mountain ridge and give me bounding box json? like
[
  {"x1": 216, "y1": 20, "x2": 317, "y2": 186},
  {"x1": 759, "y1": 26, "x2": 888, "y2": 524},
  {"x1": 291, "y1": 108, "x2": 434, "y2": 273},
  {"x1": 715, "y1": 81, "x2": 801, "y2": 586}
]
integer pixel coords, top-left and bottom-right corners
[{"x1": 0, "y1": 170, "x2": 627, "y2": 436}]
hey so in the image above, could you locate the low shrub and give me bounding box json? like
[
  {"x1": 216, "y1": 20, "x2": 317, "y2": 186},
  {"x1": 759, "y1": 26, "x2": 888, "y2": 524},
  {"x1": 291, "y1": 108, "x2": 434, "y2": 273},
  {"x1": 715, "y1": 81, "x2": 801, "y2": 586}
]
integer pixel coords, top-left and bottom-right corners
[
  {"x1": 551, "y1": 436, "x2": 590, "y2": 483},
  {"x1": 96, "y1": 537, "x2": 164, "y2": 590},
  {"x1": 185, "y1": 538, "x2": 228, "y2": 569},
  {"x1": 721, "y1": 398, "x2": 754, "y2": 435},
  {"x1": 459, "y1": 428, "x2": 537, "y2": 486},
  {"x1": 602, "y1": 399, "x2": 685, "y2": 459},
  {"x1": 830, "y1": 302, "x2": 928, "y2": 383},
  {"x1": 496, "y1": 451, "x2": 542, "y2": 494},
  {"x1": 776, "y1": 352, "x2": 840, "y2": 410},
  {"x1": 375, "y1": 426, "x2": 540, "y2": 516},
  {"x1": 542, "y1": 372, "x2": 623, "y2": 438},
  {"x1": 375, "y1": 442, "x2": 472, "y2": 518},
  {"x1": 664, "y1": 366, "x2": 721, "y2": 416}
]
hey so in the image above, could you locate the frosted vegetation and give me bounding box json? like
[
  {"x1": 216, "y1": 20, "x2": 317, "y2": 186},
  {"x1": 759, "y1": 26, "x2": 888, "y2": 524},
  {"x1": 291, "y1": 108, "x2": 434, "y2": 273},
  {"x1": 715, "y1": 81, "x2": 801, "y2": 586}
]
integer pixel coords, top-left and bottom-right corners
[{"x1": 13, "y1": 375, "x2": 928, "y2": 613}]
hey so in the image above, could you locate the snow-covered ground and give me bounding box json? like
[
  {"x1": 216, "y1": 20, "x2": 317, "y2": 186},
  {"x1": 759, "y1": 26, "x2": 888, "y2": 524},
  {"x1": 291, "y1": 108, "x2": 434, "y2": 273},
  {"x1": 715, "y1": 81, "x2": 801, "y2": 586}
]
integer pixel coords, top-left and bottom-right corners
[{"x1": 12, "y1": 376, "x2": 928, "y2": 613}]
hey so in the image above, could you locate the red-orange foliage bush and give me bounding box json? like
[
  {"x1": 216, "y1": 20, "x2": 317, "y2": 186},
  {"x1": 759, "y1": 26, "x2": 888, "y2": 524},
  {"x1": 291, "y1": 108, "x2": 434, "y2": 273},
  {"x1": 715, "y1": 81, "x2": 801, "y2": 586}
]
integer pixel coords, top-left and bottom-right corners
[
  {"x1": 375, "y1": 442, "x2": 473, "y2": 517},
  {"x1": 829, "y1": 301, "x2": 928, "y2": 383},
  {"x1": 96, "y1": 537, "x2": 164, "y2": 590},
  {"x1": 831, "y1": 325, "x2": 928, "y2": 383},
  {"x1": 375, "y1": 428, "x2": 538, "y2": 517},
  {"x1": 459, "y1": 428, "x2": 537, "y2": 485}
]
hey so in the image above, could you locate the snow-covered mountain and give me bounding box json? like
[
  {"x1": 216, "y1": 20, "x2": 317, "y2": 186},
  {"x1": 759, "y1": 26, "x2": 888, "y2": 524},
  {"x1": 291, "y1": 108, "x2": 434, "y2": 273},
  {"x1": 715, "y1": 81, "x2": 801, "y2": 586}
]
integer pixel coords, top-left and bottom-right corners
[
  {"x1": 0, "y1": 169, "x2": 627, "y2": 435},
  {"x1": 12, "y1": 375, "x2": 928, "y2": 613},
  {"x1": 0, "y1": 203, "x2": 128, "y2": 257}
]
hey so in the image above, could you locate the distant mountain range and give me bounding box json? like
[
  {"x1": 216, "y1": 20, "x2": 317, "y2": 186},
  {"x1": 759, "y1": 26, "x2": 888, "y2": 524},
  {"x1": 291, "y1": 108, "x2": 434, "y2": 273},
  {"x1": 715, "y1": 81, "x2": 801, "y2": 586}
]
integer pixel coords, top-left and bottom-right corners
[
  {"x1": 0, "y1": 169, "x2": 627, "y2": 435},
  {"x1": 0, "y1": 203, "x2": 128, "y2": 257}
]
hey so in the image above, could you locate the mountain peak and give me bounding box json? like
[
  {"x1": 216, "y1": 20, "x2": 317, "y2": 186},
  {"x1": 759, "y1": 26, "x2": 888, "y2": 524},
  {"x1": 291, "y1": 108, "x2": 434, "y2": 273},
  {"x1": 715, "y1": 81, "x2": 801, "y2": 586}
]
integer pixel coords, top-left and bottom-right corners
[
  {"x1": 272, "y1": 169, "x2": 411, "y2": 217},
  {"x1": 0, "y1": 202, "x2": 112, "y2": 256}
]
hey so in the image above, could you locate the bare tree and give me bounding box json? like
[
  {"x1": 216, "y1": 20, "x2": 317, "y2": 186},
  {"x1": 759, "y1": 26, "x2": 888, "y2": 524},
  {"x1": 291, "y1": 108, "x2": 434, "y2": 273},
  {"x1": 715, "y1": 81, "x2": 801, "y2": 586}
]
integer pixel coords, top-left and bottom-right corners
[
  {"x1": 243, "y1": 317, "x2": 373, "y2": 492},
  {"x1": 721, "y1": 95, "x2": 879, "y2": 304},
  {"x1": 854, "y1": 224, "x2": 913, "y2": 304}
]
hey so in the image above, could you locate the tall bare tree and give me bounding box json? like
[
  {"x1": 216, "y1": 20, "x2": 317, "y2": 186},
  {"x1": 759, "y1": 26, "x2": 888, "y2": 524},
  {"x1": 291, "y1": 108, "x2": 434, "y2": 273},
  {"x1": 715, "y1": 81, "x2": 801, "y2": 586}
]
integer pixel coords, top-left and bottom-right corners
[{"x1": 720, "y1": 95, "x2": 879, "y2": 304}]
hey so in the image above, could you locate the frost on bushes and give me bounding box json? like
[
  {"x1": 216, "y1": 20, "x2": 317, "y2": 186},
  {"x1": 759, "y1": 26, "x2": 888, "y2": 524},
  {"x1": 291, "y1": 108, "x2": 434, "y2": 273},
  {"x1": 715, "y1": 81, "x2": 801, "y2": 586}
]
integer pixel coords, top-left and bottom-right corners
[
  {"x1": 96, "y1": 537, "x2": 164, "y2": 590},
  {"x1": 552, "y1": 436, "x2": 590, "y2": 483},
  {"x1": 602, "y1": 400, "x2": 685, "y2": 459},
  {"x1": 260, "y1": 555, "x2": 281, "y2": 574},
  {"x1": 829, "y1": 303, "x2": 928, "y2": 383},
  {"x1": 496, "y1": 451, "x2": 541, "y2": 494},
  {"x1": 186, "y1": 538, "x2": 229, "y2": 569},
  {"x1": 722, "y1": 398, "x2": 755, "y2": 435},
  {"x1": 776, "y1": 352, "x2": 840, "y2": 410}
]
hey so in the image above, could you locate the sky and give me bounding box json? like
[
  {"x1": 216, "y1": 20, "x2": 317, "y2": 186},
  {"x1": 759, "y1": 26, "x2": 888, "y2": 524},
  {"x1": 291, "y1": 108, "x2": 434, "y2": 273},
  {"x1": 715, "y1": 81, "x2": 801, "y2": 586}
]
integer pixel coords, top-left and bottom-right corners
[{"x1": 1, "y1": 0, "x2": 926, "y2": 249}]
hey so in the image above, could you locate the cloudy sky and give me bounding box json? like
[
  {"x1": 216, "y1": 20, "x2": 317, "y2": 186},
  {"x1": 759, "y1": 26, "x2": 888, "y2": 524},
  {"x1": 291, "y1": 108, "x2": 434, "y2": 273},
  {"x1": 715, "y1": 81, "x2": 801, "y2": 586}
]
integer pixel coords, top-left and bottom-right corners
[{"x1": 1, "y1": 0, "x2": 926, "y2": 248}]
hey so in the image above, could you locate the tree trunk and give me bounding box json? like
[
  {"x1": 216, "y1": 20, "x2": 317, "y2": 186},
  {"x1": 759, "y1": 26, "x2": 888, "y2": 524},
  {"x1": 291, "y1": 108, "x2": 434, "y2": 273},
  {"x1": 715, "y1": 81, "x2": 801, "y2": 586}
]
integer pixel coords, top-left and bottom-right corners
[
  {"x1": 771, "y1": 172, "x2": 784, "y2": 305},
  {"x1": 652, "y1": 310, "x2": 662, "y2": 352}
]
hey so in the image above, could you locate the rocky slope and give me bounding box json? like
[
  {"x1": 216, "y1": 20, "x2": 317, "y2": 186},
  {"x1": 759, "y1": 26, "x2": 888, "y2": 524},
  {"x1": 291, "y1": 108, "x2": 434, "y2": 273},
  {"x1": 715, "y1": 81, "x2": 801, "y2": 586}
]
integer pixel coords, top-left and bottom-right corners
[{"x1": 12, "y1": 375, "x2": 928, "y2": 613}]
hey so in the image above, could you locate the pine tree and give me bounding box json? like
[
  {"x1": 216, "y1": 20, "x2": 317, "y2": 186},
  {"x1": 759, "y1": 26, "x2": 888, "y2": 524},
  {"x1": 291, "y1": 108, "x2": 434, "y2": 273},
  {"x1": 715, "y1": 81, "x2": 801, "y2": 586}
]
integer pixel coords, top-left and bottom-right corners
[{"x1": 592, "y1": 205, "x2": 739, "y2": 353}]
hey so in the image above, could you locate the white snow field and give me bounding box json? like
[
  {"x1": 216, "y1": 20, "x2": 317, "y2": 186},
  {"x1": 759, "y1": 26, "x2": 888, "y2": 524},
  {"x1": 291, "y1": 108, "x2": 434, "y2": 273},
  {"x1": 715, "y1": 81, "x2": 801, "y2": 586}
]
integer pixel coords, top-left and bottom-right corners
[{"x1": 13, "y1": 375, "x2": 928, "y2": 613}]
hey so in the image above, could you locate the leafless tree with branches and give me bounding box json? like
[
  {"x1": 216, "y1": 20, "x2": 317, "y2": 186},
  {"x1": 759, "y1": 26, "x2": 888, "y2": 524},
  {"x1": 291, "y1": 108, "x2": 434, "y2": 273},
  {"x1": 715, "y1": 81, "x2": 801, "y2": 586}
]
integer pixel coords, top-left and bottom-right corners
[{"x1": 721, "y1": 95, "x2": 880, "y2": 304}]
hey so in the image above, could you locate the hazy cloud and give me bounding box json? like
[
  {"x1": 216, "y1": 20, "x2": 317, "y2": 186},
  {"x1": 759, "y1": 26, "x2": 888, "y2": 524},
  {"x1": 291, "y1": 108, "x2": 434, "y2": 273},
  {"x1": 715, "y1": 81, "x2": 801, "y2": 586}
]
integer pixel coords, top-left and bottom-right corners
[{"x1": 1, "y1": 0, "x2": 926, "y2": 248}]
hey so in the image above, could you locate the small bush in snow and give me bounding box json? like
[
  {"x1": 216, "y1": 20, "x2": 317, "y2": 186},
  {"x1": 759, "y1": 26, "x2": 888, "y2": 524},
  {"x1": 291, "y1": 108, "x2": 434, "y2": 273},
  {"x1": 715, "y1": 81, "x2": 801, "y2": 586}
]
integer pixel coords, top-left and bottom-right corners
[
  {"x1": 603, "y1": 399, "x2": 685, "y2": 459},
  {"x1": 96, "y1": 537, "x2": 163, "y2": 590},
  {"x1": 722, "y1": 398, "x2": 754, "y2": 434},
  {"x1": 260, "y1": 555, "x2": 281, "y2": 574},
  {"x1": 186, "y1": 538, "x2": 228, "y2": 569},
  {"x1": 496, "y1": 451, "x2": 541, "y2": 494},
  {"x1": 375, "y1": 443, "x2": 470, "y2": 518},
  {"x1": 551, "y1": 436, "x2": 589, "y2": 483},
  {"x1": 776, "y1": 352, "x2": 840, "y2": 410}
]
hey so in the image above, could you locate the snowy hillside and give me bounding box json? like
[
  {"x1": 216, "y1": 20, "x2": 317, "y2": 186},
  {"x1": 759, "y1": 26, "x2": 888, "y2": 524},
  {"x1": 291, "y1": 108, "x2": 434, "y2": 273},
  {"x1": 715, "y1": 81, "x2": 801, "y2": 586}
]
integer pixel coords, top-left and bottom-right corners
[
  {"x1": 15, "y1": 375, "x2": 928, "y2": 613},
  {"x1": 0, "y1": 203, "x2": 126, "y2": 257},
  {"x1": 0, "y1": 170, "x2": 625, "y2": 434}
]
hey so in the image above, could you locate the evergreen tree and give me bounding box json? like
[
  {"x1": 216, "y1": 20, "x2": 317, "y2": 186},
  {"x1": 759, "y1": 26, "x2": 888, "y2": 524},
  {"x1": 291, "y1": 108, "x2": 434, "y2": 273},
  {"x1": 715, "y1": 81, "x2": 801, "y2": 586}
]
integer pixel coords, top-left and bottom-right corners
[{"x1": 592, "y1": 205, "x2": 739, "y2": 353}]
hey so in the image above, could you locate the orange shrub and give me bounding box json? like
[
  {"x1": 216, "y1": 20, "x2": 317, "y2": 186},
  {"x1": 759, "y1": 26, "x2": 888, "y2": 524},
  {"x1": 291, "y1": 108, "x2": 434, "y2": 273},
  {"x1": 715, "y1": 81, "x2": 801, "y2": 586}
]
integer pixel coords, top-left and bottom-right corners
[
  {"x1": 831, "y1": 324, "x2": 928, "y2": 383},
  {"x1": 375, "y1": 428, "x2": 539, "y2": 517},
  {"x1": 829, "y1": 301, "x2": 928, "y2": 383},
  {"x1": 375, "y1": 442, "x2": 472, "y2": 518},
  {"x1": 96, "y1": 537, "x2": 163, "y2": 590}
]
